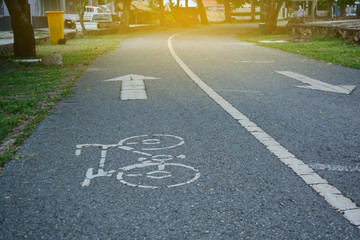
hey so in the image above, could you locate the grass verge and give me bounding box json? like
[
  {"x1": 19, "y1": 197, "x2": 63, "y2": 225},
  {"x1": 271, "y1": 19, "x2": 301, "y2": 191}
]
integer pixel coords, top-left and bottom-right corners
[
  {"x1": 238, "y1": 31, "x2": 360, "y2": 69},
  {"x1": 0, "y1": 32, "x2": 133, "y2": 167}
]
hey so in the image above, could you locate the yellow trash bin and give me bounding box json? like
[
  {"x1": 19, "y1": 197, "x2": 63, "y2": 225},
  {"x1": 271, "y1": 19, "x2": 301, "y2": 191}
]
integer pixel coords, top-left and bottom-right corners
[{"x1": 46, "y1": 11, "x2": 66, "y2": 44}]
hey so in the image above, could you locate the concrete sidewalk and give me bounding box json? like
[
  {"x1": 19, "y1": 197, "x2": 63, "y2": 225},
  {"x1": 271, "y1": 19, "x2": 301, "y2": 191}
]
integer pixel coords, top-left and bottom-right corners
[
  {"x1": 0, "y1": 24, "x2": 156, "y2": 53},
  {"x1": 0, "y1": 28, "x2": 75, "y2": 45}
]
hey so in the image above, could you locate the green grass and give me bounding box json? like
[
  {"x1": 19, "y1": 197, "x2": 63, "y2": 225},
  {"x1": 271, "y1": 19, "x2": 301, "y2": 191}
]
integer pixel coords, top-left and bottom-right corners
[
  {"x1": 0, "y1": 33, "x2": 132, "y2": 167},
  {"x1": 238, "y1": 32, "x2": 360, "y2": 69}
]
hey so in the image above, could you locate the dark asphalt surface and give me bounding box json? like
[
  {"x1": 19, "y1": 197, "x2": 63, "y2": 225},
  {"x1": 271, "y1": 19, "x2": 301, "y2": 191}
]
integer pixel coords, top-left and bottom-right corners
[{"x1": 0, "y1": 23, "x2": 359, "y2": 239}]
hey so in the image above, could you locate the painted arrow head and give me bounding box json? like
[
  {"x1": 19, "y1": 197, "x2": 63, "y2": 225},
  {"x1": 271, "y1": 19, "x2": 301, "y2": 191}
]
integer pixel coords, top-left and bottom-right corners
[
  {"x1": 105, "y1": 74, "x2": 161, "y2": 82},
  {"x1": 275, "y1": 71, "x2": 357, "y2": 95},
  {"x1": 104, "y1": 74, "x2": 161, "y2": 100}
]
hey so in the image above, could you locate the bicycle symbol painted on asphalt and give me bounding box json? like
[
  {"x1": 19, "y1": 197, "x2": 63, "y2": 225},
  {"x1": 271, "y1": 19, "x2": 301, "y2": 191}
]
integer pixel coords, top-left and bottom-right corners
[{"x1": 75, "y1": 134, "x2": 200, "y2": 189}]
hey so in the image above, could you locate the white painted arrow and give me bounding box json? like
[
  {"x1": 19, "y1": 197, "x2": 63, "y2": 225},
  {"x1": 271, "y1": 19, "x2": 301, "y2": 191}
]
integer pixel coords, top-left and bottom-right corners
[
  {"x1": 105, "y1": 74, "x2": 161, "y2": 100},
  {"x1": 275, "y1": 71, "x2": 356, "y2": 94}
]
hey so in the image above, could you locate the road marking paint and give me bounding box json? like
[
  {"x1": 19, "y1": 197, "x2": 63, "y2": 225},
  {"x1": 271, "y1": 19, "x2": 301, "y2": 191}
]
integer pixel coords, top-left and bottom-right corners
[
  {"x1": 75, "y1": 149, "x2": 82, "y2": 156},
  {"x1": 117, "y1": 134, "x2": 185, "y2": 151},
  {"x1": 168, "y1": 32, "x2": 360, "y2": 230},
  {"x1": 76, "y1": 134, "x2": 200, "y2": 188},
  {"x1": 105, "y1": 74, "x2": 161, "y2": 100},
  {"x1": 121, "y1": 90, "x2": 147, "y2": 100},
  {"x1": 275, "y1": 71, "x2": 356, "y2": 94},
  {"x1": 310, "y1": 163, "x2": 360, "y2": 173},
  {"x1": 117, "y1": 162, "x2": 200, "y2": 189},
  {"x1": 100, "y1": 150, "x2": 107, "y2": 168}
]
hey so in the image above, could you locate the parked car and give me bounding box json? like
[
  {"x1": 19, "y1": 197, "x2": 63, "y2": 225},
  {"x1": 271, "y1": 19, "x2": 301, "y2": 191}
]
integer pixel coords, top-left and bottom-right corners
[
  {"x1": 75, "y1": 13, "x2": 121, "y2": 31},
  {"x1": 64, "y1": 6, "x2": 105, "y2": 28}
]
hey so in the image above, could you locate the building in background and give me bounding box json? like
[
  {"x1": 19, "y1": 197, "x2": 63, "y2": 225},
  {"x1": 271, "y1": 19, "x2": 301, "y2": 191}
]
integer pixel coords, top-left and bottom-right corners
[{"x1": 0, "y1": 0, "x2": 106, "y2": 31}]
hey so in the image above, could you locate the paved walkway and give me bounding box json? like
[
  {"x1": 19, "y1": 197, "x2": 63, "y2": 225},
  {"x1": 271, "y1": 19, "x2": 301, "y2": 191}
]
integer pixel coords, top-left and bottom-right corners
[
  {"x1": 0, "y1": 28, "x2": 75, "y2": 49},
  {"x1": 0, "y1": 23, "x2": 359, "y2": 238},
  {"x1": 0, "y1": 24, "x2": 155, "y2": 49}
]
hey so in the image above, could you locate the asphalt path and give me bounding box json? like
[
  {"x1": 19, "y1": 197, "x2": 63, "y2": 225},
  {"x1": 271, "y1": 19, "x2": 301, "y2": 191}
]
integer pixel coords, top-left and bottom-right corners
[{"x1": 1, "y1": 23, "x2": 360, "y2": 239}]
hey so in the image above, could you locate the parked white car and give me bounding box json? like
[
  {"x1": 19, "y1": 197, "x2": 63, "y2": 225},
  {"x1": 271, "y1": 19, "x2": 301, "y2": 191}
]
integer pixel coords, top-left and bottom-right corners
[
  {"x1": 64, "y1": 6, "x2": 105, "y2": 28},
  {"x1": 75, "y1": 13, "x2": 121, "y2": 31}
]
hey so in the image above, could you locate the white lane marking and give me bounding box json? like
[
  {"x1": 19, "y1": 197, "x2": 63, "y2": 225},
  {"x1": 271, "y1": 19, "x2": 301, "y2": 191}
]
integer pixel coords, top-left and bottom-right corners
[
  {"x1": 168, "y1": 33, "x2": 360, "y2": 230},
  {"x1": 310, "y1": 163, "x2": 360, "y2": 173},
  {"x1": 275, "y1": 71, "x2": 356, "y2": 94},
  {"x1": 105, "y1": 74, "x2": 161, "y2": 100}
]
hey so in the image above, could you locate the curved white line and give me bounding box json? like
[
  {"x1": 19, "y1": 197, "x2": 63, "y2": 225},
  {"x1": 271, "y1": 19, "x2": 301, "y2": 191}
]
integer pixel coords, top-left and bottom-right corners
[{"x1": 168, "y1": 32, "x2": 360, "y2": 230}]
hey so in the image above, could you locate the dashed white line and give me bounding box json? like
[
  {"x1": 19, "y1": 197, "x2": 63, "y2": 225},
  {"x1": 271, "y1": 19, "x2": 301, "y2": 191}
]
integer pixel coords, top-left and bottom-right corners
[{"x1": 168, "y1": 32, "x2": 360, "y2": 230}]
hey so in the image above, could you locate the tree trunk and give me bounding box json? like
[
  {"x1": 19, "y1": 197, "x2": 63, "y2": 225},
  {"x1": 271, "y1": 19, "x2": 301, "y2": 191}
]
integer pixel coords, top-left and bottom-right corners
[
  {"x1": 251, "y1": 0, "x2": 256, "y2": 22},
  {"x1": 197, "y1": 0, "x2": 208, "y2": 25},
  {"x1": 265, "y1": 0, "x2": 274, "y2": 33},
  {"x1": 265, "y1": 0, "x2": 284, "y2": 34},
  {"x1": 79, "y1": 6, "x2": 87, "y2": 34},
  {"x1": 311, "y1": 0, "x2": 317, "y2": 18},
  {"x1": 159, "y1": 0, "x2": 165, "y2": 27},
  {"x1": 120, "y1": 0, "x2": 131, "y2": 33},
  {"x1": 340, "y1": 1, "x2": 346, "y2": 17},
  {"x1": 4, "y1": 0, "x2": 36, "y2": 57},
  {"x1": 224, "y1": 0, "x2": 232, "y2": 23}
]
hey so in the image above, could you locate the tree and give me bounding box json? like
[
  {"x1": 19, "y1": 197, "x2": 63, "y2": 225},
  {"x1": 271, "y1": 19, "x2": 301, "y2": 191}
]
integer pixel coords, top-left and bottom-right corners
[
  {"x1": 310, "y1": 0, "x2": 317, "y2": 18},
  {"x1": 224, "y1": 0, "x2": 232, "y2": 22},
  {"x1": 337, "y1": 0, "x2": 355, "y2": 16},
  {"x1": 251, "y1": 0, "x2": 257, "y2": 21},
  {"x1": 120, "y1": 0, "x2": 132, "y2": 33},
  {"x1": 197, "y1": 0, "x2": 208, "y2": 24},
  {"x1": 218, "y1": 0, "x2": 246, "y2": 23},
  {"x1": 76, "y1": 0, "x2": 88, "y2": 34},
  {"x1": 264, "y1": 0, "x2": 285, "y2": 33},
  {"x1": 159, "y1": 0, "x2": 166, "y2": 26},
  {"x1": 4, "y1": 0, "x2": 36, "y2": 57}
]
